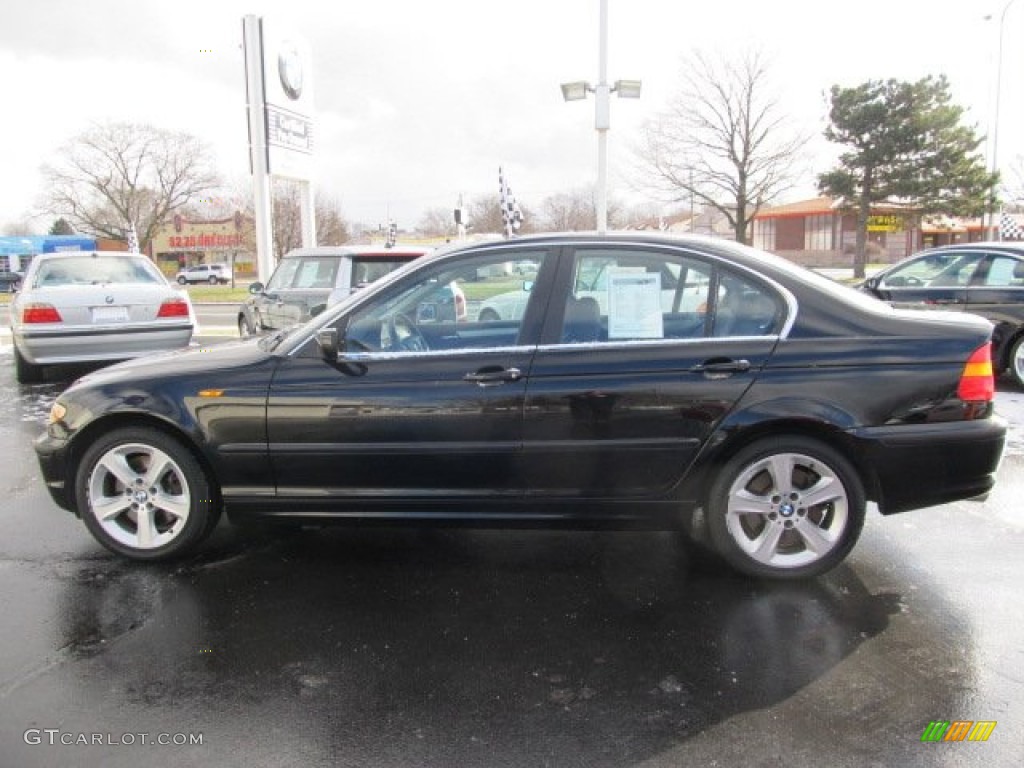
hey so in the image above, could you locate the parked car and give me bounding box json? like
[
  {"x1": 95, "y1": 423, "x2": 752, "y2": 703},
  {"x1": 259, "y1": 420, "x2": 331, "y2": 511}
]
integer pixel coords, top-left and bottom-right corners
[
  {"x1": 10, "y1": 251, "x2": 196, "y2": 384},
  {"x1": 859, "y1": 242, "x2": 1024, "y2": 387},
  {"x1": 34, "y1": 233, "x2": 1005, "y2": 579},
  {"x1": 238, "y1": 245, "x2": 432, "y2": 337},
  {"x1": 175, "y1": 263, "x2": 231, "y2": 285},
  {"x1": 0, "y1": 269, "x2": 23, "y2": 293}
]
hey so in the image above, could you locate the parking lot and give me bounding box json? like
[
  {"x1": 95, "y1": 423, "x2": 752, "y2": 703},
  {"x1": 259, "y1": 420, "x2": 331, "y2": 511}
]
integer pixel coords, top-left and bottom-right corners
[{"x1": 0, "y1": 334, "x2": 1021, "y2": 767}]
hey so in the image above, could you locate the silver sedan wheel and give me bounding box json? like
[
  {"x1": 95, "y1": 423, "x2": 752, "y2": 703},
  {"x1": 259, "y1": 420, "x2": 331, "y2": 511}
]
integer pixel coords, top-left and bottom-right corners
[
  {"x1": 723, "y1": 451, "x2": 849, "y2": 570},
  {"x1": 87, "y1": 442, "x2": 191, "y2": 550}
]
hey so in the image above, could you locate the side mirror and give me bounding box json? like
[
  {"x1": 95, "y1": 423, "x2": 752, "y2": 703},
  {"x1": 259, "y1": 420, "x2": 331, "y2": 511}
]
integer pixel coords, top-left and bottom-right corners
[
  {"x1": 317, "y1": 328, "x2": 339, "y2": 361},
  {"x1": 310, "y1": 302, "x2": 326, "y2": 318},
  {"x1": 248, "y1": 281, "x2": 264, "y2": 295}
]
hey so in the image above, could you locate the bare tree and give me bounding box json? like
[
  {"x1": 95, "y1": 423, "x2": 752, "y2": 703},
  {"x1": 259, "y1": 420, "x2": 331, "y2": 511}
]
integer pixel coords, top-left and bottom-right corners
[
  {"x1": 465, "y1": 195, "x2": 538, "y2": 236},
  {"x1": 537, "y1": 186, "x2": 626, "y2": 232},
  {"x1": 270, "y1": 180, "x2": 351, "y2": 256},
  {"x1": 540, "y1": 189, "x2": 594, "y2": 231},
  {"x1": 2, "y1": 215, "x2": 43, "y2": 236},
  {"x1": 633, "y1": 49, "x2": 806, "y2": 244},
  {"x1": 417, "y1": 206, "x2": 458, "y2": 238},
  {"x1": 40, "y1": 122, "x2": 220, "y2": 251}
]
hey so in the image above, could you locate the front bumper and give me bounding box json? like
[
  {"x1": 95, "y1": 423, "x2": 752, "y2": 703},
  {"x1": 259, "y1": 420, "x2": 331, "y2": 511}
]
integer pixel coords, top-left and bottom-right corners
[{"x1": 34, "y1": 430, "x2": 75, "y2": 513}]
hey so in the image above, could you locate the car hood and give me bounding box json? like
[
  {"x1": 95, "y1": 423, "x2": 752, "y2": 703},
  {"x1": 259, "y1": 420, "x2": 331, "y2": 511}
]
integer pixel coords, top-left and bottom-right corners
[{"x1": 67, "y1": 338, "x2": 275, "y2": 390}]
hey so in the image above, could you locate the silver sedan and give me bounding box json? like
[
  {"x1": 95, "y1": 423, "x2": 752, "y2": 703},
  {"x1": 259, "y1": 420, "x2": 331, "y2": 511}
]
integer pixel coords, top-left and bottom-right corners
[{"x1": 10, "y1": 251, "x2": 196, "y2": 383}]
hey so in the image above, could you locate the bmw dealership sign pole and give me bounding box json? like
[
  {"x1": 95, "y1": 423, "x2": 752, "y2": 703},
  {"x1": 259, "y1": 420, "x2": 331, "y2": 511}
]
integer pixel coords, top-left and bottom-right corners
[{"x1": 242, "y1": 15, "x2": 316, "y2": 283}]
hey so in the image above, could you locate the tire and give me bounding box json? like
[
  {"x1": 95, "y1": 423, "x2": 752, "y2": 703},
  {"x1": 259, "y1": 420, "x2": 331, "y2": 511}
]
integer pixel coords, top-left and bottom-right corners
[
  {"x1": 177, "y1": 275, "x2": 188, "y2": 285},
  {"x1": 1010, "y1": 334, "x2": 1024, "y2": 389},
  {"x1": 478, "y1": 308, "x2": 500, "y2": 322},
  {"x1": 706, "y1": 437, "x2": 866, "y2": 580},
  {"x1": 208, "y1": 275, "x2": 218, "y2": 285},
  {"x1": 14, "y1": 344, "x2": 44, "y2": 384},
  {"x1": 75, "y1": 427, "x2": 220, "y2": 561},
  {"x1": 238, "y1": 314, "x2": 255, "y2": 338}
]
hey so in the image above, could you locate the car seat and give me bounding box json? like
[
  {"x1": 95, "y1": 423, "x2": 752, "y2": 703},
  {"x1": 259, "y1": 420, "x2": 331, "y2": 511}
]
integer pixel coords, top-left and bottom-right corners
[{"x1": 562, "y1": 295, "x2": 602, "y2": 343}]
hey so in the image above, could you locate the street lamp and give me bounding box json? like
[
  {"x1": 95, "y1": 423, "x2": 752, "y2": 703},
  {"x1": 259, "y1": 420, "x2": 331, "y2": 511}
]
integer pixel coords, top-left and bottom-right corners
[
  {"x1": 560, "y1": 0, "x2": 640, "y2": 233},
  {"x1": 987, "y1": 0, "x2": 1017, "y2": 240}
]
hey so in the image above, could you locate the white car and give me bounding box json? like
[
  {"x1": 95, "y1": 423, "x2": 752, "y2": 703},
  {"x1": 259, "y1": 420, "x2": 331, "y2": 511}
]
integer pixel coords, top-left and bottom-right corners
[
  {"x1": 175, "y1": 263, "x2": 230, "y2": 285},
  {"x1": 11, "y1": 252, "x2": 196, "y2": 383}
]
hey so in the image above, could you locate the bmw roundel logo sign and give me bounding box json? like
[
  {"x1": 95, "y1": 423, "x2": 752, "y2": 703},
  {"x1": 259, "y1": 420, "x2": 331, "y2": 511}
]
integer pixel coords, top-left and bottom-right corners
[{"x1": 278, "y1": 42, "x2": 304, "y2": 101}]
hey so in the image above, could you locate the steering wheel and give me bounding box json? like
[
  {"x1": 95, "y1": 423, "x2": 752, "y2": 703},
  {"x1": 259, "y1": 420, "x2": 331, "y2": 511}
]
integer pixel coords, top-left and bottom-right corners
[{"x1": 386, "y1": 312, "x2": 428, "y2": 352}]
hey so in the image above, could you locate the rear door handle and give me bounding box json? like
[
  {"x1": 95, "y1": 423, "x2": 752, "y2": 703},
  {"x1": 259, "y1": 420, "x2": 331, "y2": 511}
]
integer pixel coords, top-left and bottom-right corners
[
  {"x1": 463, "y1": 367, "x2": 522, "y2": 386},
  {"x1": 691, "y1": 359, "x2": 751, "y2": 378}
]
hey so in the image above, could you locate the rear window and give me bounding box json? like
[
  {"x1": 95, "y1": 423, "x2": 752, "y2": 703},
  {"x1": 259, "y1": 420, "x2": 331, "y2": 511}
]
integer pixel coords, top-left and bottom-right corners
[
  {"x1": 32, "y1": 255, "x2": 165, "y2": 287},
  {"x1": 351, "y1": 256, "x2": 420, "y2": 288}
]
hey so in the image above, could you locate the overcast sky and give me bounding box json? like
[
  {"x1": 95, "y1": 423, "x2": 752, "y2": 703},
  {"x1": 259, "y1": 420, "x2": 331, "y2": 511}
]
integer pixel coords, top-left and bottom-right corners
[{"x1": 1, "y1": 0, "x2": 1020, "y2": 233}]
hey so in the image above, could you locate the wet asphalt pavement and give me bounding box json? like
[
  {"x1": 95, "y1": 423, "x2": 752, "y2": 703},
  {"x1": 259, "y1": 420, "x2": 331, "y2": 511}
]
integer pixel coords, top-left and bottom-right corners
[{"x1": 0, "y1": 340, "x2": 1022, "y2": 767}]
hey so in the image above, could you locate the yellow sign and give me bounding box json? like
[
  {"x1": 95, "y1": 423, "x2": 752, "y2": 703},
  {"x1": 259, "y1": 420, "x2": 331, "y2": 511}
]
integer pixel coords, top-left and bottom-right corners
[{"x1": 867, "y1": 215, "x2": 904, "y2": 232}]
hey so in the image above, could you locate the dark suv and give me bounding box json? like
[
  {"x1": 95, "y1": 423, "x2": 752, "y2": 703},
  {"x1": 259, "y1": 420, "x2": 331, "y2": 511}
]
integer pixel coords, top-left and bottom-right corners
[
  {"x1": 860, "y1": 241, "x2": 1024, "y2": 386},
  {"x1": 238, "y1": 246, "x2": 430, "y2": 337}
]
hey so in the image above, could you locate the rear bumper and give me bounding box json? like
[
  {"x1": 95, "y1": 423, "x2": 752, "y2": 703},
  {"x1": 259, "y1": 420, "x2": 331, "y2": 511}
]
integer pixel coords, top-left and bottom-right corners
[
  {"x1": 15, "y1": 324, "x2": 193, "y2": 364},
  {"x1": 850, "y1": 416, "x2": 1007, "y2": 515}
]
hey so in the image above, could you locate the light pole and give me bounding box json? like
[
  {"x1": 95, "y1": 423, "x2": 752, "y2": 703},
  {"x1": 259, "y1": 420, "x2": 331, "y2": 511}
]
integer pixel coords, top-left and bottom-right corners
[
  {"x1": 560, "y1": 0, "x2": 640, "y2": 234},
  {"x1": 987, "y1": 0, "x2": 1017, "y2": 240}
]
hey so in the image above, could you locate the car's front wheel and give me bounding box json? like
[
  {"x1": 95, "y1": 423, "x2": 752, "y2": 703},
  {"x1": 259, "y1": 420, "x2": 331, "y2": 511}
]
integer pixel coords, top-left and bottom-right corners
[
  {"x1": 75, "y1": 427, "x2": 220, "y2": 560},
  {"x1": 706, "y1": 437, "x2": 865, "y2": 580},
  {"x1": 208, "y1": 275, "x2": 218, "y2": 285},
  {"x1": 177, "y1": 275, "x2": 188, "y2": 285},
  {"x1": 1009, "y1": 334, "x2": 1024, "y2": 389}
]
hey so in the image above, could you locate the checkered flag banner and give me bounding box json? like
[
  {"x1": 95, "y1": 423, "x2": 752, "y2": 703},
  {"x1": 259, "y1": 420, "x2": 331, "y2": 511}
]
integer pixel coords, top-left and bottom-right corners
[
  {"x1": 498, "y1": 166, "x2": 523, "y2": 238},
  {"x1": 126, "y1": 222, "x2": 140, "y2": 254},
  {"x1": 1000, "y1": 212, "x2": 1024, "y2": 241}
]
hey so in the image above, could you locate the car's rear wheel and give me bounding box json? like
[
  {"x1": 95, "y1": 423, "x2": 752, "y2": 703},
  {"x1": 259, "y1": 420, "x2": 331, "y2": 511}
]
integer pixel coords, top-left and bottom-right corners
[
  {"x1": 208, "y1": 275, "x2": 218, "y2": 285},
  {"x1": 14, "y1": 345, "x2": 44, "y2": 384},
  {"x1": 76, "y1": 427, "x2": 220, "y2": 560},
  {"x1": 1009, "y1": 334, "x2": 1024, "y2": 389},
  {"x1": 478, "y1": 308, "x2": 500, "y2": 322},
  {"x1": 706, "y1": 437, "x2": 865, "y2": 580}
]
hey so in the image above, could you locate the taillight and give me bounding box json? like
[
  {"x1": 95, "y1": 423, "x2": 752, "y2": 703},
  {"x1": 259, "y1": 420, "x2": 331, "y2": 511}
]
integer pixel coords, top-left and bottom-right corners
[
  {"x1": 157, "y1": 299, "x2": 190, "y2": 318},
  {"x1": 22, "y1": 304, "x2": 62, "y2": 323},
  {"x1": 957, "y1": 342, "x2": 995, "y2": 402}
]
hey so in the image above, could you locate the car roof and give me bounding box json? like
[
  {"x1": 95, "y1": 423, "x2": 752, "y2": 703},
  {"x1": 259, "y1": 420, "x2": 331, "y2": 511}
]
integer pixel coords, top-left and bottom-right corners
[
  {"x1": 422, "y1": 231, "x2": 821, "y2": 283},
  {"x1": 922, "y1": 241, "x2": 1024, "y2": 253},
  {"x1": 283, "y1": 245, "x2": 430, "y2": 260},
  {"x1": 27, "y1": 251, "x2": 146, "y2": 271}
]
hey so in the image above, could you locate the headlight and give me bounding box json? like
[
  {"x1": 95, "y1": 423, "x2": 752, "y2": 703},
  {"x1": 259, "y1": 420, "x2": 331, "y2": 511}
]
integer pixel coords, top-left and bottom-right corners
[{"x1": 47, "y1": 402, "x2": 67, "y2": 425}]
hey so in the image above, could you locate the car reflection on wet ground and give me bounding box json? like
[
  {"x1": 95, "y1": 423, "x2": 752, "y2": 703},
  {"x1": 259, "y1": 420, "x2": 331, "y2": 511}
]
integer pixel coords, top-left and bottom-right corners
[{"x1": 0, "y1": 345, "x2": 1021, "y2": 767}]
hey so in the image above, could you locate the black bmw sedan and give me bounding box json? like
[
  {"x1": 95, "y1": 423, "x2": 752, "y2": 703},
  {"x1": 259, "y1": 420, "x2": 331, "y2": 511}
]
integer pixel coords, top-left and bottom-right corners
[{"x1": 34, "y1": 234, "x2": 1006, "y2": 579}]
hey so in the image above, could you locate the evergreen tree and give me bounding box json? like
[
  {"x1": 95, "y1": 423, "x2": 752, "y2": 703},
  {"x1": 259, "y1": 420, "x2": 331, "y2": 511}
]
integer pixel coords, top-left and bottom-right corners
[{"x1": 819, "y1": 75, "x2": 996, "y2": 277}]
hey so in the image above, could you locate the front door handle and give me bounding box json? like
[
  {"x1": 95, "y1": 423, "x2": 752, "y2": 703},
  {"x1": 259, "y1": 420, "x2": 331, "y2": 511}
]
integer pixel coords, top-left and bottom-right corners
[
  {"x1": 691, "y1": 359, "x2": 751, "y2": 378},
  {"x1": 463, "y1": 367, "x2": 522, "y2": 386}
]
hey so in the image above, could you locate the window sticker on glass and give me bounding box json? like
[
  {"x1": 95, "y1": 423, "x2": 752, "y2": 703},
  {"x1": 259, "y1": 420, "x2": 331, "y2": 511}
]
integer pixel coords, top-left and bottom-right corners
[{"x1": 607, "y1": 269, "x2": 664, "y2": 339}]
